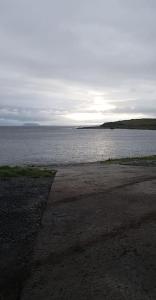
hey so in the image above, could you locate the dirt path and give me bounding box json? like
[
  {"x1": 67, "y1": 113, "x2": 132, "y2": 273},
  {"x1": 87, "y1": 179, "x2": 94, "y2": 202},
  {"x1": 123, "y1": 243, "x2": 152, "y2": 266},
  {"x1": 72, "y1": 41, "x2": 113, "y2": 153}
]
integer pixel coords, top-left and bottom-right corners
[{"x1": 21, "y1": 163, "x2": 156, "y2": 300}]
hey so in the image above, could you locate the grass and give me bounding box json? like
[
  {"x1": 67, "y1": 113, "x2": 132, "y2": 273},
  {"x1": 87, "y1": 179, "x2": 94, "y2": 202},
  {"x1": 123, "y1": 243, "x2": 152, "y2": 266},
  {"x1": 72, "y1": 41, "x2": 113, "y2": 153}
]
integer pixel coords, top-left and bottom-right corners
[
  {"x1": 0, "y1": 166, "x2": 56, "y2": 178},
  {"x1": 102, "y1": 155, "x2": 156, "y2": 165}
]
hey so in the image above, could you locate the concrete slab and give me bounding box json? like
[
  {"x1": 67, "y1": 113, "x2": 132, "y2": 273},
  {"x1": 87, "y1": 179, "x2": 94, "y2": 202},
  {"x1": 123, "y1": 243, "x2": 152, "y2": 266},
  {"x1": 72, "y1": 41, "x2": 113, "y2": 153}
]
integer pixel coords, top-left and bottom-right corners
[{"x1": 21, "y1": 164, "x2": 156, "y2": 300}]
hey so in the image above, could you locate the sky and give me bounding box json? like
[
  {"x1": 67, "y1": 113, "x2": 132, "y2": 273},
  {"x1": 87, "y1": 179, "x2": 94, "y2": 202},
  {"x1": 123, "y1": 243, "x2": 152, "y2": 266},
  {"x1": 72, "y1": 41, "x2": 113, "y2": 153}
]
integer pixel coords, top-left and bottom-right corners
[{"x1": 0, "y1": 0, "x2": 156, "y2": 125}]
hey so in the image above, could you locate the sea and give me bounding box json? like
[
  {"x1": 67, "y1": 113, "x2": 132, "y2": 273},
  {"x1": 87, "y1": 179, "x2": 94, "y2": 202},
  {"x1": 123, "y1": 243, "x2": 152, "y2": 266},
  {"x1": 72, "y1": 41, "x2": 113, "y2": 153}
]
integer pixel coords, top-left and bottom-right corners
[{"x1": 0, "y1": 126, "x2": 156, "y2": 165}]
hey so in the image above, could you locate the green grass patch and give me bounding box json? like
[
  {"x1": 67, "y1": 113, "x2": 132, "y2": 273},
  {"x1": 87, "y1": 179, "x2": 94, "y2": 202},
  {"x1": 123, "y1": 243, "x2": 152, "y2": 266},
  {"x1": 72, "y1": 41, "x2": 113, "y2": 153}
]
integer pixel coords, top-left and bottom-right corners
[
  {"x1": 0, "y1": 166, "x2": 56, "y2": 178},
  {"x1": 102, "y1": 155, "x2": 156, "y2": 165}
]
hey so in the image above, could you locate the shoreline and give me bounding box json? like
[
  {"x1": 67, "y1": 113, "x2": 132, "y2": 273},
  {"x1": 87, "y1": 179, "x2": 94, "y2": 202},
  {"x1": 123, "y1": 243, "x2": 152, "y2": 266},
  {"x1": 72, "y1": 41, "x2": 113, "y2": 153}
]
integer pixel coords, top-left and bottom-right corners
[
  {"x1": 1, "y1": 154, "x2": 155, "y2": 169},
  {"x1": 28, "y1": 154, "x2": 156, "y2": 168}
]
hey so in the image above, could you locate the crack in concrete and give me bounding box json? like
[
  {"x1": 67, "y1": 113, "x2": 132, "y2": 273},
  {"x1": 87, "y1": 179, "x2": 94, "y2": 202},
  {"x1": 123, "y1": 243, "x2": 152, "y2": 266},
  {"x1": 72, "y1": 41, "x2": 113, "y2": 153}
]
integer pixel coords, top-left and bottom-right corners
[{"x1": 53, "y1": 176, "x2": 156, "y2": 207}]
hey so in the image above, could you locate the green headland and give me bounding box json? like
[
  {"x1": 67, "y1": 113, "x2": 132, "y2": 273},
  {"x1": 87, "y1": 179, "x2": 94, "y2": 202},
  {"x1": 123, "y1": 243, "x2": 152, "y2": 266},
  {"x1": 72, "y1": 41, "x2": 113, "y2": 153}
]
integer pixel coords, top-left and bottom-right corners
[{"x1": 80, "y1": 118, "x2": 156, "y2": 130}]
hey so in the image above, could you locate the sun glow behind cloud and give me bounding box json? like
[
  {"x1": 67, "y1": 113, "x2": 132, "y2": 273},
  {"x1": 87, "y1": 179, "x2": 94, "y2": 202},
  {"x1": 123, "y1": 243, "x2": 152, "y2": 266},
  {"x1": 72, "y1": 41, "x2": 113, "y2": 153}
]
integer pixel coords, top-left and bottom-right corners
[
  {"x1": 65, "y1": 96, "x2": 117, "y2": 122},
  {"x1": 88, "y1": 97, "x2": 116, "y2": 112}
]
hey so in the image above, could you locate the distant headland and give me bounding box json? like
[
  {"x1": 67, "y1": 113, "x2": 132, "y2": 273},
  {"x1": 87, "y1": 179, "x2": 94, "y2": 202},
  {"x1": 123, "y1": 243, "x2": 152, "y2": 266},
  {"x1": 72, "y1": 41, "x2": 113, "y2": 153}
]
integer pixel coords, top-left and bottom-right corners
[{"x1": 79, "y1": 118, "x2": 156, "y2": 130}]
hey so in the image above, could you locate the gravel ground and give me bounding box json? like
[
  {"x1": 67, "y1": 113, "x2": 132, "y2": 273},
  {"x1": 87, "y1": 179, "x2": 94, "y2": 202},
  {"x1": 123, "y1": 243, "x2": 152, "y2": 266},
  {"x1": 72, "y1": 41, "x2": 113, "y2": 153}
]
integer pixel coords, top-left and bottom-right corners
[{"x1": 0, "y1": 176, "x2": 54, "y2": 300}]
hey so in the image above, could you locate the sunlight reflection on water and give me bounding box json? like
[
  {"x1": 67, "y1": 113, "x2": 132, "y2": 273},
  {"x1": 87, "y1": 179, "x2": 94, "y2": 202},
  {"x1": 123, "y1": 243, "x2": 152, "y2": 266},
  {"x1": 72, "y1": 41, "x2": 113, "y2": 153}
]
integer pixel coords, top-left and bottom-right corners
[{"x1": 0, "y1": 126, "x2": 156, "y2": 165}]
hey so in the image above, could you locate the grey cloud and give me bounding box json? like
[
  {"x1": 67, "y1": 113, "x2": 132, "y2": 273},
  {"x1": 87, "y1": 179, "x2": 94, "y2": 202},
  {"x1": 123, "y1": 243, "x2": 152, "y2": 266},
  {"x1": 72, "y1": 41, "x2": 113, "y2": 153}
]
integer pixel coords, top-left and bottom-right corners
[
  {"x1": 110, "y1": 101, "x2": 156, "y2": 116},
  {"x1": 0, "y1": 0, "x2": 156, "y2": 124},
  {"x1": 0, "y1": 105, "x2": 66, "y2": 125}
]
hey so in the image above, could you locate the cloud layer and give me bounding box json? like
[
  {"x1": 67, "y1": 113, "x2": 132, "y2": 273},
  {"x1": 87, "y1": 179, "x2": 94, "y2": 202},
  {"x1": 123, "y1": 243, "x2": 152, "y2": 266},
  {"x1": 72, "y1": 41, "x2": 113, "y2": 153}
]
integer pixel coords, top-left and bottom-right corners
[{"x1": 0, "y1": 0, "x2": 156, "y2": 125}]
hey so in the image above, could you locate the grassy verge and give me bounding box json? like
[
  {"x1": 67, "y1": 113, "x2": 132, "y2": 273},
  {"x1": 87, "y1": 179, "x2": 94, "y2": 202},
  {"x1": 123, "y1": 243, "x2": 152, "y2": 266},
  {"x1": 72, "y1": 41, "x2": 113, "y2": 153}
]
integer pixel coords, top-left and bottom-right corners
[
  {"x1": 102, "y1": 155, "x2": 156, "y2": 165},
  {"x1": 0, "y1": 166, "x2": 56, "y2": 178}
]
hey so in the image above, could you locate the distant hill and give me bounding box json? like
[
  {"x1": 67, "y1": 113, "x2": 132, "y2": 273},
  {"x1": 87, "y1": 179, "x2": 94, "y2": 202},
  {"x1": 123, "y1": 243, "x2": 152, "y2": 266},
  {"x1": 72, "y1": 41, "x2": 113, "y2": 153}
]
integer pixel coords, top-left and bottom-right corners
[
  {"x1": 100, "y1": 119, "x2": 156, "y2": 130},
  {"x1": 80, "y1": 119, "x2": 156, "y2": 130}
]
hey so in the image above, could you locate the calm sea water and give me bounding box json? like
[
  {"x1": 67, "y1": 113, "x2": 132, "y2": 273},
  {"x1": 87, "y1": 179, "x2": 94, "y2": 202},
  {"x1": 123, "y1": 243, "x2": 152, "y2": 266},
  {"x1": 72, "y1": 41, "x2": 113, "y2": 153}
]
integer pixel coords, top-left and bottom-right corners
[{"x1": 0, "y1": 126, "x2": 156, "y2": 165}]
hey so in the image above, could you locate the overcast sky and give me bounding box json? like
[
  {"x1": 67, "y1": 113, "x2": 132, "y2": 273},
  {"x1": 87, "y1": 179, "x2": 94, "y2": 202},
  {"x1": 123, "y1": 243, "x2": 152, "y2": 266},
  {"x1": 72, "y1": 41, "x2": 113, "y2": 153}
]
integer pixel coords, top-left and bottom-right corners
[{"x1": 0, "y1": 0, "x2": 156, "y2": 125}]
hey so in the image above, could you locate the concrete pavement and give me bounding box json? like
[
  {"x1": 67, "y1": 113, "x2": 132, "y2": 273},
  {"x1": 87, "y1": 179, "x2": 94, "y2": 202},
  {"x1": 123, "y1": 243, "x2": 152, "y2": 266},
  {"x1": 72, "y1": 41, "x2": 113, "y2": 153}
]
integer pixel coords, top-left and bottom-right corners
[{"x1": 21, "y1": 163, "x2": 156, "y2": 300}]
